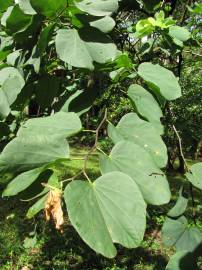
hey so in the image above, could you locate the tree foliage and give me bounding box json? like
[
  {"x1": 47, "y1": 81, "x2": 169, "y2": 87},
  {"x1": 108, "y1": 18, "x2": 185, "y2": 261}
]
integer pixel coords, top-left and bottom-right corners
[{"x1": 0, "y1": 0, "x2": 202, "y2": 268}]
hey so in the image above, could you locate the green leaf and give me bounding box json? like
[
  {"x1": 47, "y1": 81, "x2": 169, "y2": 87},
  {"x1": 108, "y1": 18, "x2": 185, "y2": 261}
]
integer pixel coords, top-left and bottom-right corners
[
  {"x1": 166, "y1": 251, "x2": 199, "y2": 270},
  {"x1": 61, "y1": 85, "x2": 103, "y2": 115},
  {"x1": 55, "y1": 28, "x2": 117, "y2": 70},
  {"x1": 186, "y1": 163, "x2": 202, "y2": 190},
  {"x1": 1, "y1": 6, "x2": 13, "y2": 27},
  {"x1": 0, "y1": 134, "x2": 69, "y2": 173},
  {"x1": 169, "y1": 26, "x2": 191, "y2": 42},
  {"x1": 191, "y1": 3, "x2": 202, "y2": 14},
  {"x1": 30, "y1": 0, "x2": 66, "y2": 18},
  {"x1": 23, "y1": 235, "x2": 37, "y2": 249},
  {"x1": 135, "y1": 19, "x2": 155, "y2": 38},
  {"x1": 138, "y1": 63, "x2": 182, "y2": 100},
  {"x1": 100, "y1": 141, "x2": 170, "y2": 205},
  {"x1": 128, "y1": 84, "x2": 163, "y2": 134},
  {"x1": 0, "y1": 112, "x2": 81, "y2": 173},
  {"x1": 5, "y1": 4, "x2": 33, "y2": 34},
  {"x1": 90, "y1": 16, "x2": 115, "y2": 33},
  {"x1": 18, "y1": 0, "x2": 36, "y2": 15},
  {"x1": 0, "y1": 0, "x2": 13, "y2": 12},
  {"x1": 162, "y1": 217, "x2": 202, "y2": 252},
  {"x1": 18, "y1": 112, "x2": 82, "y2": 138},
  {"x1": 64, "y1": 171, "x2": 146, "y2": 258},
  {"x1": 37, "y1": 23, "x2": 55, "y2": 55},
  {"x1": 75, "y1": 0, "x2": 119, "y2": 16},
  {"x1": 3, "y1": 167, "x2": 42, "y2": 196},
  {"x1": 167, "y1": 188, "x2": 188, "y2": 218},
  {"x1": 108, "y1": 113, "x2": 168, "y2": 168},
  {"x1": 26, "y1": 194, "x2": 48, "y2": 218},
  {"x1": 6, "y1": 49, "x2": 21, "y2": 66},
  {"x1": 0, "y1": 67, "x2": 25, "y2": 119}
]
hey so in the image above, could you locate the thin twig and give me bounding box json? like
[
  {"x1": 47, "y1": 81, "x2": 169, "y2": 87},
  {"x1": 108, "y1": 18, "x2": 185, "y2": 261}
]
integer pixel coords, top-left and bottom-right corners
[
  {"x1": 172, "y1": 125, "x2": 189, "y2": 171},
  {"x1": 61, "y1": 171, "x2": 83, "y2": 183},
  {"x1": 172, "y1": 125, "x2": 196, "y2": 224},
  {"x1": 83, "y1": 109, "x2": 108, "y2": 182}
]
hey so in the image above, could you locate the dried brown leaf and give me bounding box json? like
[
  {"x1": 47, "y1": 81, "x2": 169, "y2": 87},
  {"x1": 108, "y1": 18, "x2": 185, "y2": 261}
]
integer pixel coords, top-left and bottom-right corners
[{"x1": 45, "y1": 189, "x2": 64, "y2": 231}]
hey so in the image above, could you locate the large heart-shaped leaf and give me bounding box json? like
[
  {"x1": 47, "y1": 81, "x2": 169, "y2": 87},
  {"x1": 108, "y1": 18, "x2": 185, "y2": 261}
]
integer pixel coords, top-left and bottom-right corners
[
  {"x1": 100, "y1": 141, "x2": 170, "y2": 205},
  {"x1": 55, "y1": 28, "x2": 117, "y2": 70},
  {"x1": 64, "y1": 171, "x2": 146, "y2": 258},
  {"x1": 138, "y1": 63, "x2": 181, "y2": 100},
  {"x1": 30, "y1": 0, "x2": 66, "y2": 18},
  {"x1": 128, "y1": 84, "x2": 163, "y2": 134},
  {"x1": 186, "y1": 163, "x2": 202, "y2": 190},
  {"x1": 75, "y1": 0, "x2": 119, "y2": 16},
  {"x1": 108, "y1": 113, "x2": 167, "y2": 168},
  {"x1": 162, "y1": 217, "x2": 202, "y2": 252}
]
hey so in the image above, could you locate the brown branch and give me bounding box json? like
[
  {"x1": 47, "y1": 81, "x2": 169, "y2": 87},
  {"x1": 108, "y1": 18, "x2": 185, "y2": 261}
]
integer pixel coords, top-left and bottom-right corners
[
  {"x1": 83, "y1": 109, "x2": 108, "y2": 182},
  {"x1": 172, "y1": 125, "x2": 188, "y2": 172}
]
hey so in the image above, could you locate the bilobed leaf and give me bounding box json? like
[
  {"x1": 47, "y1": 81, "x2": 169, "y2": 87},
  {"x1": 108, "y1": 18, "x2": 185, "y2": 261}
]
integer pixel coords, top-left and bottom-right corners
[
  {"x1": 186, "y1": 163, "x2": 202, "y2": 190},
  {"x1": 108, "y1": 113, "x2": 168, "y2": 168},
  {"x1": 3, "y1": 167, "x2": 43, "y2": 196},
  {"x1": 75, "y1": 0, "x2": 119, "y2": 16},
  {"x1": 162, "y1": 216, "x2": 202, "y2": 252},
  {"x1": 55, "y1": 28, "x2": 117, "y2": 70},
  {"x1": 18, "y1": 112, "x2": 82, "y2": 138},
  {"x1": 138, "y1": 63, "x2": 181, "y2": 100},
  {"x1": 30, "y1": 0, "x2": 66, "y2": 18},
  {"x1": 100, "y1": 141, "x2": 170, "y2": 205},
  {"x1": 64, "y1": 172, "x2": 146, "y2": 258},
  {"x1": 128, "y1": 84, "x2": 163, "y2": 134}
]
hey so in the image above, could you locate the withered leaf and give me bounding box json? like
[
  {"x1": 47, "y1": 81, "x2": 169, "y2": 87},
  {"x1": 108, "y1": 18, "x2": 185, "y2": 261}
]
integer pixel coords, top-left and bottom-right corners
[{"x1": 45, "y1": 189, "x2": 64, "y2": 231}]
